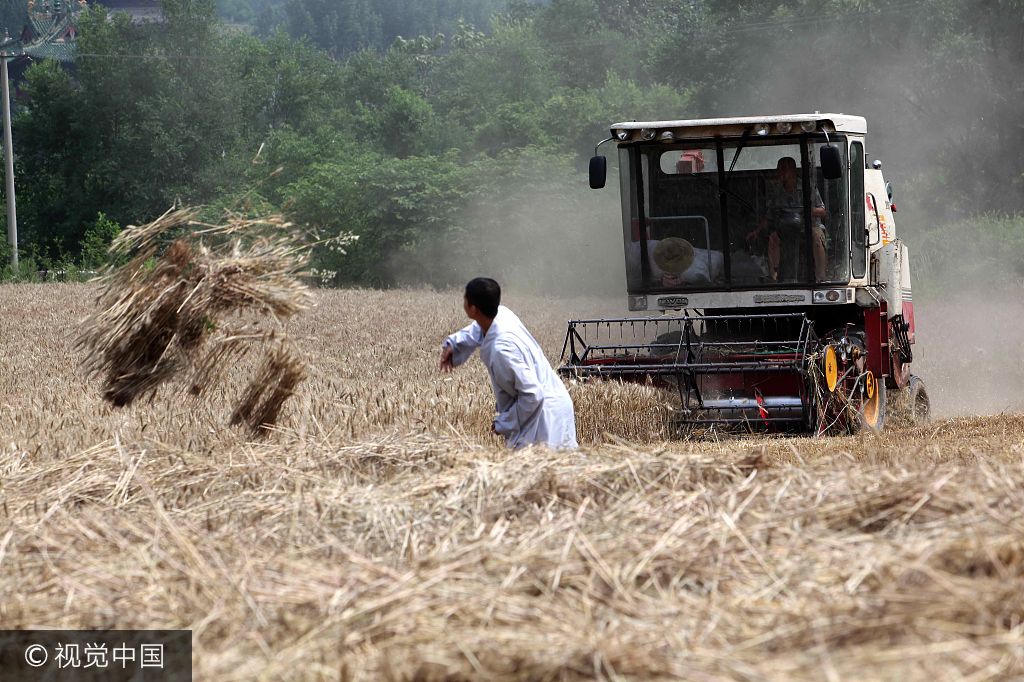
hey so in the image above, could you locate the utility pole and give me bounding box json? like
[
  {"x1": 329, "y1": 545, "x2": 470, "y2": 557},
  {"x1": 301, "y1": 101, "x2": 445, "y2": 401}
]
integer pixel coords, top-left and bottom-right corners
[{"x1": 0, "y1": 31, "x2": 16, "y2": 269}]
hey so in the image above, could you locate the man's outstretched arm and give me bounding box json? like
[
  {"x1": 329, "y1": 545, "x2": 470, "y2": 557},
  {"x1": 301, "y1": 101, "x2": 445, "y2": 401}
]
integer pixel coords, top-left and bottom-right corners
[{"x1": 439, "y1": 322, "x2": 482, "y2": 372}]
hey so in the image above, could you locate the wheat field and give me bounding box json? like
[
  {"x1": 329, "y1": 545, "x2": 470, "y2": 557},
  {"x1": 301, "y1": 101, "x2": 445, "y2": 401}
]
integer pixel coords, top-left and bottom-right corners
[{"x1": 1, "y1": 284, "x2": 1022, "y2": 680}]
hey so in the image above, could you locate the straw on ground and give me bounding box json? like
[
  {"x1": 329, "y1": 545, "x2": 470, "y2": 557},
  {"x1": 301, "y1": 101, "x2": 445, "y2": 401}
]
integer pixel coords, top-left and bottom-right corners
[{"x1": 1, "y1": 285, "x2": 1022, "y2": 680}]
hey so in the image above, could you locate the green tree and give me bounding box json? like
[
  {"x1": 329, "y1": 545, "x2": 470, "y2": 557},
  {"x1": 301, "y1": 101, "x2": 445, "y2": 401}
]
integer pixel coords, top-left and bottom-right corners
[
  {"x1": 79, "y1": 212, "x2": 121, "y2": 270},
  {"x1": 283, "y1": 0, "x2": 382, "y2": 58},
  {"x1": 534, "y1": 0, "x2": 640, "y2": 88},
  {"x1": 0, "y1": 0, "x2": 28, "y2": 37},
  {"x1": 12, "y1": 59, "x2": 84, "y2": 256},
  {"x1": 278, "y1": 0, "x2": 506, "y2": 57},
  {"x1": 280, "y1": 149, "x2": 474, "y2": 286},
  {"x1": 11, "y1": 0, "x2": 1023, "y2": 287},
  {"x1": 429, "y1": 17, "x2": 559, "y2": 153},
  {"x1": 15, "y1": 0, "x2": 353, "y2": 260}
]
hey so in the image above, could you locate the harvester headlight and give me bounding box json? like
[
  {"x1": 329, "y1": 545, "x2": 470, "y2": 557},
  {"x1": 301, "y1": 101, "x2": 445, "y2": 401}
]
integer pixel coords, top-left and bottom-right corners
[
  {"x1": 614, "y1": 129, "x2": 629, "y2": 141},
  {"x1": 640, "y1": 128, "x2": 657, "y2": 141},
  {"x1": 800, "y1": 120, "x2": 817, "y2": 133},
  {"x1": 776, "y1": 121, "x2": 792, "y2": 134},
  {"x1": 754, "y1": 123, "x2": 770, "y2": 136},
  {"x1": 659, "y1": 131, "x2": 675, "y2": 142},
  {"x1": 813, "y1": 289, "x2": 845, "y2": 304}
]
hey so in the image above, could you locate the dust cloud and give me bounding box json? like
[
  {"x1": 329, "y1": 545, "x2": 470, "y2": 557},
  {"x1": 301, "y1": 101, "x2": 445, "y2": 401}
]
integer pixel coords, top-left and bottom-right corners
[
  {"x1": 913, "y1": 289, "x2": 1024, "y2": 418},
  {"x1": 387, "y1": 163, "x2": 628, "y2": 298},
  {"x1": 459, "y1": 189, "x2": 625, "y2": 296},
  {"x1": 391, "y1": 2, "x2": 1020, "y2": 419}
]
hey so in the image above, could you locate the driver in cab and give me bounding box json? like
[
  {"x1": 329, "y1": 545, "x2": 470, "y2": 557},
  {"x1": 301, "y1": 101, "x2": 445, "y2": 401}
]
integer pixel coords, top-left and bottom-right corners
[{"x1": 746, "y1": 157, "x2": 827, "y2": 282}]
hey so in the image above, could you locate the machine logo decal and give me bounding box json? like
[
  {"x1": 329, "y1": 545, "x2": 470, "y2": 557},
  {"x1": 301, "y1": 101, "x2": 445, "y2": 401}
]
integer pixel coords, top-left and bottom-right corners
[
  {"x1": 753, "y1": 294, "x2": 806, "y2": 304},
  {"x1": 657, "y1": 296, "x2": 688, "y2": 308}
]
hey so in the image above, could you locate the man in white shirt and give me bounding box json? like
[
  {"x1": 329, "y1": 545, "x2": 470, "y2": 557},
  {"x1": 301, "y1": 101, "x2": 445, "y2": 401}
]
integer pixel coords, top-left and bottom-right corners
[{"x1": 439, "y1": 278, "x2": 578, "y2": 450}]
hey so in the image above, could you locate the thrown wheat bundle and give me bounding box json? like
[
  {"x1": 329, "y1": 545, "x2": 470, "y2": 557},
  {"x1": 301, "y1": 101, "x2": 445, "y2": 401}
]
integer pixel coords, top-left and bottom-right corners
[{"x1": 77, "y1": 207, "x2": 313, "y2": 433}]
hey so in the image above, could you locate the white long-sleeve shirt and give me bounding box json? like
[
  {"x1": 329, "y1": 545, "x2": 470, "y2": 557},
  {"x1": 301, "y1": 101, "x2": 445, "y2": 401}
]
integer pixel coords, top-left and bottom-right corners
[{"x1": 444, "y1": 306, "x2": 578, "y2": 450}]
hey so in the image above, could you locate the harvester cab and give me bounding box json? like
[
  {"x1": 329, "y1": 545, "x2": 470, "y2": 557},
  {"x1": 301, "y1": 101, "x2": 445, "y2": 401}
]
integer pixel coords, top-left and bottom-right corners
[{"x1": 559, "y1": 114, "x2": 929, "y2": 434}]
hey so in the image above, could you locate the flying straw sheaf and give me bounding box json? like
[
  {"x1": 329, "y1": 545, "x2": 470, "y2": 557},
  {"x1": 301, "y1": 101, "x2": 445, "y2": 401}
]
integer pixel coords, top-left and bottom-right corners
[{"x1": 77, "y1": 207, "x2": 313, "y2": 433}]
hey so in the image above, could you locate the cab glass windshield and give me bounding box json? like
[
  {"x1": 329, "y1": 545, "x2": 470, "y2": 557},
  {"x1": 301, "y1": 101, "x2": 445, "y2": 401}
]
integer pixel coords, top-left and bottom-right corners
[{"x1": 621, "y1": 136, "x2": 850, "y2": 292}]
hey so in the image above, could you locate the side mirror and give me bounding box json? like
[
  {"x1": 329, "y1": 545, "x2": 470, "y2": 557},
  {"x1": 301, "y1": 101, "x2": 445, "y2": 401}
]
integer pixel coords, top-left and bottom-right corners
[
  {"x1": 589, "y1": 155, "x2": 607, "y2": 189},
  {"x1": 820, "y1": 145, "x2": 842, "y2": 180},
  {"x1": 885, "y1": 182, "x2": 894, "y2": 201}
]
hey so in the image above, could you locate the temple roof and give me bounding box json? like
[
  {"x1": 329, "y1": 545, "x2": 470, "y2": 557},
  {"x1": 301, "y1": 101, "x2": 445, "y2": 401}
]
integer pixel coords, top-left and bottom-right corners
[
  {"x1": 23, "y1": 40, "x2": 76, "y2": 61},
  {"x1": 18, "y1": 5, "x2": 80, "y2": 62},
  {"x1": 9, "y1": 0, "x2": 164, "y2": 64}
]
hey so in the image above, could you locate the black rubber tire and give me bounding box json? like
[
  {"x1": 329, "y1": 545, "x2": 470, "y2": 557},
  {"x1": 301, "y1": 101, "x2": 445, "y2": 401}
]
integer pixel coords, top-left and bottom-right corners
[{"x1": 905, "y1": 374, "x2": 931, "y2": 425}]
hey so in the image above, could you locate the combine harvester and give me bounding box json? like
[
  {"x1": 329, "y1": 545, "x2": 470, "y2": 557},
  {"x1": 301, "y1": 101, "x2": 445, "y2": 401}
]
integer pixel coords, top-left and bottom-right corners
[{"x1": 560, "y1": 114, "x2": 929, "y2": 435}]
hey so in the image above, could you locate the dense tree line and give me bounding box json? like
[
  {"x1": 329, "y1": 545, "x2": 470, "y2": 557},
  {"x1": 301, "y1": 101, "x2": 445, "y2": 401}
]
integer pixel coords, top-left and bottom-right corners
[
  {"x1": 4, "y1": 0, "x2": 1023, "y2": 289},
  {"x1": 215, "y1": 0, "x2": 511, "y2": 55},
  {"x1": 0, "y1": 0, "x2": 26, "y2": 35}
]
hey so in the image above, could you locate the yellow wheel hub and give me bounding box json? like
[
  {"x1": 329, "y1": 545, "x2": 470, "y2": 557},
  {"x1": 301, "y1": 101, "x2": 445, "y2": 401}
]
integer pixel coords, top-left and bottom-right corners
[
  {"x1": 861, "y1": 370, "x2": 881, "y2": 428},
  {"x1": 824, "y1": 345, "x2": 838, "y2": 392}
]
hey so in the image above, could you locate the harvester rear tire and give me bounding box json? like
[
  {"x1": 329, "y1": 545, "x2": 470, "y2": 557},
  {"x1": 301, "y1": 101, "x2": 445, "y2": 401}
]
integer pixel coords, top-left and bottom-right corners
[{"x1": 905, "y1": 374, "x2": 931, "y2": 425}]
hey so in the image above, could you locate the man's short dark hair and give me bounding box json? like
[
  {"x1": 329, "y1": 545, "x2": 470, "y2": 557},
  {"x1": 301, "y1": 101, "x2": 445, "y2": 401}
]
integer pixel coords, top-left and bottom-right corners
[
  {"x1": 777, "y1": 156, "x2": 797, "y2": 172},
  {"x1": 465, "y1": 277, "x2": 500, "y2": 318}
]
